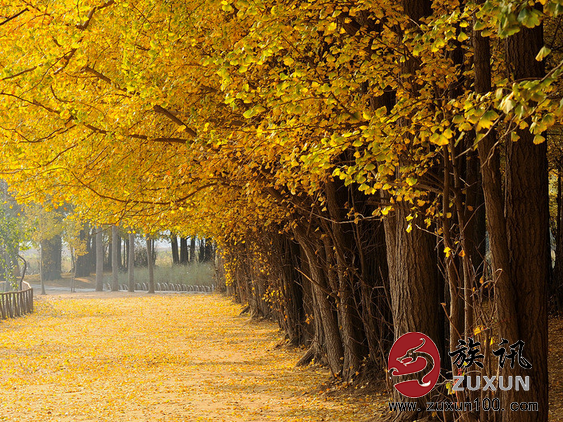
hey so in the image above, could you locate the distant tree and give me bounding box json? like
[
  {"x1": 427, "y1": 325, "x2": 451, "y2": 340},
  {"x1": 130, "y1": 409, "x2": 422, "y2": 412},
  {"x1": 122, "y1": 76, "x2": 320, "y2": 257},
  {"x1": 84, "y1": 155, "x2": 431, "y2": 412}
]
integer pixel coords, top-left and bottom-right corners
[
  {"x1": 128, "y1": 232, "x2": 135, "y2": 293},
  {"x1": 170, "y1": 235, "x2": 179, "y2": 264},
  {"x1": 112, "y1": 226, "x2": 119, "y2": 291},
  {"x1": 189, "y1": 238, "x2": 196, "y2": 263},
  {"x1": 179, "y1": 237, "x2": 188, "y2": 265},
  {"x1": 95, "y1": 226, "x2": 104, "y2": 292},
  {"x1": 74, "y1": 223, "x2": 93, "y2": 277},
  {"x1": 146, "y1": 236, "x2": 155, "y2": 294}
]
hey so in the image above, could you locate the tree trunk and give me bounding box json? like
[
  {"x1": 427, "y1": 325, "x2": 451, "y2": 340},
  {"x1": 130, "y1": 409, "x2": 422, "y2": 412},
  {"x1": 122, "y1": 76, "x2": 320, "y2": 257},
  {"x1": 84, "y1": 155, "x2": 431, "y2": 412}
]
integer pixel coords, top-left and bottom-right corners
[
  {"x1": 204, "y1": 238, "x2": 214, "y2": 262},
  {"x1": 179, "y1": 237, "x2": 188, "y2": 264},
  {"x1": 501, "y1": 22, "x2": 549, "y2": 422},
  {"x1": 190, "y1": 237, "x2": 196, "y2": 262},
  {"x1": 384, "y1": 205, "x2": 442, "y2": 415},
  {"x1": 128, "y1": 232, "x2": 135, "y2": 292},
  {"x1": 112, "y1": 226, "x2": 119, "y2": 291},
  {"x1": 95, "y1": 227, "x2": 104, "y2": 291},
  {"x1": 146, "y1": 236, "x2": 155, "y2": 294},
  {"x1": 116, "y1": 229, "x2": 122, "y2": 271},
  {"x1": 124, "y1": 235, "x2": 128, "y2": 269},
  {"x1": 555, "y1": 168, "x2": 563, "y2": 310},
  {"x1": 325, "y1": 180, "x2": 367, "y2": 381},
  {"x1": 475, "y1": 15, "x2": 548, "y2": 421},
  {"x1": 171, "y1": 235, "x2": 179, "y2": 264},
  {"x1": 89, "y1": 227, "x2": 96, "y2": 274},
  {"x1": 384, "y1": 1, "x2": 442, "y2": 418},
  {"x1": 357, "y1": 216, "x2": 391, "y2": 370},
  {"x1": 199, "y1": 238, "x2": 206, "y2": 262},
  {"x1": 279, "y1": 235, "x2": 308, "y2": 345},
  {"x1": 40, "y1": 244, "x2": 46, "y2": 295},
  {"x1": 294, "y1": 227, "x2": 344, "y2": 377},
  {"x1": 40, "y1": 235, "x2": 62, "y2": 281}
]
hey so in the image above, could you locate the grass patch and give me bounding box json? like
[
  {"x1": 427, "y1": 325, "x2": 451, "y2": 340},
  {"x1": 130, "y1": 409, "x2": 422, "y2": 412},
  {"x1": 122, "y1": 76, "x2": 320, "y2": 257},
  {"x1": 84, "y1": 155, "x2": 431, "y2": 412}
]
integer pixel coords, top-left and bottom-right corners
[
  {"x1": 24, "y1": 262, "x2": 216, "y2": 290},
  {"x1": 117, "y1": 262, "x2": 215, "y2": 287}
]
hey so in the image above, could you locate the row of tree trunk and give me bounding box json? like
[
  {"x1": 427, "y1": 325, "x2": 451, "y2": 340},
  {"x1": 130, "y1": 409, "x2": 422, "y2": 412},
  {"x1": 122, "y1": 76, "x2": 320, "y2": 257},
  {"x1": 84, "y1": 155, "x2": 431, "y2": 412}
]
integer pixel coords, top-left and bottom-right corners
[
  {"x1": 37, "y1": 225, "x2": 156, "y2": 279},
  {"x1": 170, "y1": 235, "x2": 215, "y2": 265},
  {"x1": 219, "y1": 2, "x2": 551, "y2": 421}
]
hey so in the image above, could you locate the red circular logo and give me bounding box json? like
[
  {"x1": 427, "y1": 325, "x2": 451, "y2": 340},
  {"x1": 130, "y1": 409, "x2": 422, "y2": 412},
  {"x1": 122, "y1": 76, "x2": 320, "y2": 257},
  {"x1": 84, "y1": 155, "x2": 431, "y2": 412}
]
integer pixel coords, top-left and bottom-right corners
[{"x1": 388, "y1": 332, "x2": 440, "y2": 398}]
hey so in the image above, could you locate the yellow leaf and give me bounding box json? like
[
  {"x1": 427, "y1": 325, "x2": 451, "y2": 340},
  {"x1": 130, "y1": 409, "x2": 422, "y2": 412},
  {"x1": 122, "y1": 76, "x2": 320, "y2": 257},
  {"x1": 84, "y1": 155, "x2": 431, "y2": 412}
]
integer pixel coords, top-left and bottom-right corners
[
  {"x1": 533, "y1": 135, "x2": 545, "y2": 144},
  {"x1": 283, "y1": 57, "x2": 294, "y2": 66}
]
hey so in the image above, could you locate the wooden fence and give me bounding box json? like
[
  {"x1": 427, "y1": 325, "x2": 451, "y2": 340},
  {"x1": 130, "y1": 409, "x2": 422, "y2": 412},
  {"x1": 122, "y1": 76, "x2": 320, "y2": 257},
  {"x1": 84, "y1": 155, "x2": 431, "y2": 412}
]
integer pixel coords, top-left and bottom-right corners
[{"x1": 0, "y1": 283, "x2": 33, "y2": 320}]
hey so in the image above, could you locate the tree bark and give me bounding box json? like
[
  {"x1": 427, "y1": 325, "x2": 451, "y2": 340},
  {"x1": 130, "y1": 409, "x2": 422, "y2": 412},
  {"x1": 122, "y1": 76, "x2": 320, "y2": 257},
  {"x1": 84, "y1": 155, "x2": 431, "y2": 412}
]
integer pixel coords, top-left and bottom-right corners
[
  {"x1": 384, "y1": 1, "x2": 443, "y2": 418},
  {"x1": 384, "y1": 207, "x2": 442, "y2": 342},
  {"x1": 171, "y1": 235, "x2": 179, "y2": 264},
  {"x1": 112, "y1": 225, "x2": 119, "y2": 291},
  {"x1": 190, "y1": 237, "x2": 196, "y2": 263},
  {"x1": 199, "y1": 238, "x2": 206, "y2": 262},
  {"x1": 384, "y1": 205, "x2": 442, "y2": 415},
  {"x1": 40, "y1": 235, "x2": 62, "y2": 281},
  {"x1": 146, "y1": 236, "x2": 155, "y2": 294},
  {"x1": 357, "y1": 216, "x2": 391, "y2": 370},
  {"x1": 204, "y1": 238, "x2": 214, "y2": 262},
  {"x1": 40, "y1": 243, "x2": 46, "y2": 295},
  {"x1": 501, "y1": 22, "x2": 549, "y2": 421},
  {"x1": 294, "y1": 227, "x2": 344, "y2": 376},
  {"x1": 555, "y1": 168, "x2": 563, "y2": 310},
  {"x1": 74, "y1": 223, "x2": 91, "y2": 279},
  {"x1": 95, "y1": 227, "x2": 104, "y2": 291},
  {"x1": 179, "y1": 237, "x2": 188, "y2": 264},
  {"x1": 116, "y1": 229, "x2": 122, "y2": 271},
  {"x1": 278, "y1": 235, "x2": 308, "y2": 346},
  {"x1": 325, "y1": 180, "x2": 367, "y2": 380},
  {"x1": 475, "y1": 15, "x2": 548, "y2": 421},
  {"x1": 128, "y1": 232, "x2": 135, "y2": 292}
]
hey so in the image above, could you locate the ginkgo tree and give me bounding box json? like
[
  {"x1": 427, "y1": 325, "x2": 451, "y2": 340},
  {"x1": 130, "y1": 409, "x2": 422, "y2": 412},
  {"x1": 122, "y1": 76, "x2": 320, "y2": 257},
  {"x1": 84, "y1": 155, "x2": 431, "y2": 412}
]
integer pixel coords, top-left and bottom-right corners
[{"x1": 0, "y1": 0, "x2": 561, "y2": 421}]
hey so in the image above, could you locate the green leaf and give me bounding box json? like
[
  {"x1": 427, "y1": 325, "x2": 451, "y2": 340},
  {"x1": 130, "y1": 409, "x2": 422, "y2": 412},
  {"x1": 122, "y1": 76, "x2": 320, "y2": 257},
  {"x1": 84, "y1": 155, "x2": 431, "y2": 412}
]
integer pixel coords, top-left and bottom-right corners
[
  {"x1": 542, "y1": 113, "x2": 555, "y2": 128},
  {"x1": 476, "y1": 110, "x2": 499, "y2": 131},
  {"x1": 474, "y1": 20, "x2": 486, "y2": 31},
  {"x1": 452, "y1": 115, "x2": 464, "y2": 124},
  {"x1": 457, "y1": 32, "x2": 469, "y2": 42},
  {"x1": 535, "y1": 46, "x2": 551, "y2": 61},
  {"x1": 518, "y1": 7, "x2": 542, "y2": 28}
]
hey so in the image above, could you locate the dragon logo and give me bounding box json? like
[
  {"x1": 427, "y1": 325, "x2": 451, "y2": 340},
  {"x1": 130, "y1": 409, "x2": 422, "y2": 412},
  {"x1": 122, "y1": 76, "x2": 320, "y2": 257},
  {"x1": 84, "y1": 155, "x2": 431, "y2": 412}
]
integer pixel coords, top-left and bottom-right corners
[{"x1": 388, "y1": 332, "x2": 440, "y2": 398}]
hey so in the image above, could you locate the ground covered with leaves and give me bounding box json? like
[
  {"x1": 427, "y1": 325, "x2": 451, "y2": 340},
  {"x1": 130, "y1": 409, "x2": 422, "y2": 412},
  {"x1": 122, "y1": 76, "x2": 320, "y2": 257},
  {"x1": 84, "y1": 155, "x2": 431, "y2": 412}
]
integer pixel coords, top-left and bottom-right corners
[{"x1": 0, "y1": 292, "x2": 385, "y2": 421}]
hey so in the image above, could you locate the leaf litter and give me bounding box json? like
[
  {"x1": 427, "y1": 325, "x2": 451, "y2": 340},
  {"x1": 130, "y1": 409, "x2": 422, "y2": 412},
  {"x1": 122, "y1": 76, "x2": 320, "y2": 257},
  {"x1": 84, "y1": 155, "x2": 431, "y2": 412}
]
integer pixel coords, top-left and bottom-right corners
[{"x1": 0, "y1": 293, "x2": 386, "y2": 421}]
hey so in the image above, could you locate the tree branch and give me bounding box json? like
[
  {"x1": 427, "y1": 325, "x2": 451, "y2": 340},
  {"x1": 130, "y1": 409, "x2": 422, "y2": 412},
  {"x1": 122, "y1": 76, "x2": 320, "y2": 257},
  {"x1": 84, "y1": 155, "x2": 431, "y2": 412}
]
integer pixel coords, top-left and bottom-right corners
[
  {"x1": 152, "y1": 105, "x2": 197, "y2": 137},
  {"x1": 81, "y1": 66, "x2": 198, "y2": 137},
  {"x1": 69, "y1": 168, "x2": 217, "y2": 206},
  {"x1": 76, "y1": 1, "x2": 115, "y2": 30},
  {"x1": 1, "y1": 66, "x2": 37, "y2": 81},
  {"x1": 0, "y1": 8, "x2": 28, "y2": 26}
]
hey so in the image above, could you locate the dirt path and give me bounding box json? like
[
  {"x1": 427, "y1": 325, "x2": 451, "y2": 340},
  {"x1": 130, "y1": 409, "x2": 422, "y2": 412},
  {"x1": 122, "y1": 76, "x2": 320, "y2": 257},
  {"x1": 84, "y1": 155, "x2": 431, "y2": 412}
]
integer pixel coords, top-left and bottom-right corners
[{"x1": 0, "y1": 292, "x2": 385, "y2": 421}]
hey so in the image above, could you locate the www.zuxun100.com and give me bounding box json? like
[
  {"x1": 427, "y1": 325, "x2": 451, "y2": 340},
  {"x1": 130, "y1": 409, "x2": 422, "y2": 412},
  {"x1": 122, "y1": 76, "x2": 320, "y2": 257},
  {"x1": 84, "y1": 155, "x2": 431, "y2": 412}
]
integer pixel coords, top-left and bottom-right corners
[{"x1": 389, "y1": 399, "x2": 539, "y2": 413}]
